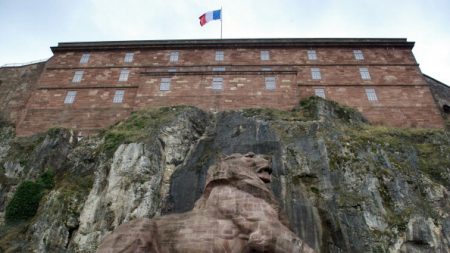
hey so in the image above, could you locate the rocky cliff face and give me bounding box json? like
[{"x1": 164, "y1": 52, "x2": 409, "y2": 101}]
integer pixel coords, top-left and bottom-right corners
[{"x1": 0, "y1": 98, "x2": 449, "y2": 252}]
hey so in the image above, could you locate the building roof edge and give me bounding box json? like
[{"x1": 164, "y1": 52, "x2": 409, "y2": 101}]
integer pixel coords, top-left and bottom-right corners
[{"x1": 50, "y1": 38, "x2": 415, "y2": 52}]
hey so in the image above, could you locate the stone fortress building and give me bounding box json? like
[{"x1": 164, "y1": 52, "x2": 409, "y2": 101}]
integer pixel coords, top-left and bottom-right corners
[{"x1": 1, "y1": 38, "x2": 449, "y2": 136}]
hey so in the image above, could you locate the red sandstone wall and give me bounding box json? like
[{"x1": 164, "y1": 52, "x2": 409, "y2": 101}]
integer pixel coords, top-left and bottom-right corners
[
  {"x1": 39, "y1": 68, "x2": 141, "y2": 88},
  {"x1": 134, "y1": 74, "x2": 298, "y2": 111},
  {"x1": 24, "y1": 88, "x2": 136, "y2": 109},
  {"x1": 47, "y1": 48, "x2": 417, "y2": 67},
  {"x1": 0, "y1": 62, "x2": 45, "y2": 124},
  {"x1": 17, "y1": 108, "x2": 133, "y2": 136},
  {"x1": 16, "y1": 88, "x2": 136, "y2": 135},
  {"x1": 15, "y1": 46, "x2": 444, "y2": 136},
  {"x1": 39, "y1": 66, "x2": 423, "y2": 88},
  {"x1": 297, "y1": 66, "x2": 423, "y2": 85}
]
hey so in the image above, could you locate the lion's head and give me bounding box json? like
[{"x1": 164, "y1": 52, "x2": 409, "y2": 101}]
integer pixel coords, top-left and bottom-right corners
[
  {"x1": 204, "y1": 152, "x2": 273, "y2": 186},
  {"x1": 222, "y1": 152, "x2": 273, "y2": 183},
  {"x1": 195, "y1": 152, "x2": 277, "y2": 209}
]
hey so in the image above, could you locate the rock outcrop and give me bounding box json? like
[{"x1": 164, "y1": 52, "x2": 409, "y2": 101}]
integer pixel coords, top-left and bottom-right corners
[
  {"x1": 97, "y1": 153, "x2": 314, "y2": 253},
  {"x1": 0, "y1": 98, "x2": 449, "y2": 252}
]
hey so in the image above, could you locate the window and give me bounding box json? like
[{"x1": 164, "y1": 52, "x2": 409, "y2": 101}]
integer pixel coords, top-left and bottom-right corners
[
  {"x1": 170, "y1": 51, "x2": 179, "y2": 62},
  {"x1": 307, "y1": 50, "x2": 317, "y2": 60},
  {"x1": 215, "y1": 51, "x2": 224, "y2": 61},
  {"x1": 265, "y1": 77, "x2": 276, "y2": 90},
  {"x1": 113, "y1": 90, "x2": 125, "y2": 103},
  {"x1": 119, "y1": 69, "x2": 130, "y2": 82},
  {"x1": 160, "y1": 78, "x2": 171, "y2": 91},
  {"x1": 365, "y1": 88, "x2": 378, "y2": 101},
  {"x1": 80, "y1": 53, "x2": 90, "y2": 64},
  {"x1": 360, "y1": 67, "x2": 371, "y2": 80},
  {"x1": 354, "y1": 50, "x2": 364, "y2": 60},
  {"x1": 314, "y1": 88, "x2": 325, "y2": 98},
  {"x1": 64, "y1": 91, "x2": 77, "y2": 104},
  {"x1": 72, "y1": 70, "x2": 84, "y2": 83},
  {"x1": 124, "y1": 53, "x2": 134, "y2": 63},
  {"x1": 261, "y1": 51, "x2": 270, "y2": 61},
  {"x1": 212, "y1": 77, "x2": 223, "y2": 90},
  {"x1": 261, "y1": 67, "x2": 272, "y2": 71},
  {"x1": 311, "y1": 68, "x2": 321, "y2": 80},
  {"x1": 168, "y1": 68, "x2": 177, "y2": 72},
  {"x1": 213, "y1": 67, "x2": 226, "y2": 71}
]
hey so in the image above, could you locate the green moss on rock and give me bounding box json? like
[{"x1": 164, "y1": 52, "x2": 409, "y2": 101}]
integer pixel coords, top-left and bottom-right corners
[
  {"x1": 5, "y1": 170, "x2": 55, "y2": 223},
  {"x1": 5, "y1": 133, "x2": 46, "y2": 167},
  {"x1": 242, "y1": 107, "x2": 308, "y2": 121},
  {"x1": 100, "y1": 106, "x2": 194, "y2": 156},
  {"x1": 295, "y1": 96, "x2": 367, "y2": 124}
]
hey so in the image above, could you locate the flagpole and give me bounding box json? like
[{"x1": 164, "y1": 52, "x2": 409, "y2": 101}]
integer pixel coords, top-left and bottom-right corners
[{"x1": 220, "y1": 7, "x2": 223, "y2": 39}]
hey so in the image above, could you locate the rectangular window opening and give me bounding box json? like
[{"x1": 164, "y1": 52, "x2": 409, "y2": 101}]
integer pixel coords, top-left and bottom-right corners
[
  {"x1": 160, "y1": 78, "x2": 171, "y2": 91},
  {"x1": 80, "y1": 53, "x2": 90, "y2": 64},
  {"x1": 365, "y1": 88, "x2": 378, "y2": 101},
  {"x1": 261, "y1": 51, "x2": 270, "y2": 61},
  {"x1": 311, "y1": 68, "x2": 321, "y2": 80},
  {"x1": 354, "y1": 50, "x2": 364, "y2": 60},
  {"x1": 170, "y1": 51, "x2": 179, "y2": 62},
  {"x1": 360, "y1": 67, "x2": 371, "y2": 80},
  {"x1": 215, "y1": 51, "x2": 224, "y2": 61},
  {"x1": 307, "y1": 50, "x2": 317, "y2": 60},
  {"x1": 124, "y1": 53, "x2": 134, "y2": 63},
  {"x1": 314, "y1": 88, "x2": 325, "y2": 98},
  {"x1": 119, "y1": 69, "x2": 130, "y2": 82},
  {"x1": 265, "y1": 77, "x2": 276, "y2": 90},
  {"x1": 64, "y1": 91, "x2": 77, "y2": 104},
  {"x1": 212, "y1": 77, "x2": 223, "y2": 90},
  {"x1": 113, "y1": 90, "x2": 125, "y2": 103},
  {"x1": 72, "y1": 70, "x2": 84, "y2": 83}
]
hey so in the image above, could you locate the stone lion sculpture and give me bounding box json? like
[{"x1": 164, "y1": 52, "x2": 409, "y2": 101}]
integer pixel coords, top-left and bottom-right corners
[{"x1": 97, "y1": 152, "x2": 315, "y2": 253}]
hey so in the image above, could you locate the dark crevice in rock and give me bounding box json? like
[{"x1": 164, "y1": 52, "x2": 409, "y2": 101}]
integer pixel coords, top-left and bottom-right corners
[{"x1": 65, "y1": 225, "x2": 78, "y2": 249}]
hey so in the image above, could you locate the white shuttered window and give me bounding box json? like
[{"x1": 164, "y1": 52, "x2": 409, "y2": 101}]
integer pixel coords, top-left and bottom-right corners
[
  {"x1": 160, "y1": 78, "x2": 171, "y2": 91},
  {"x1": 311, "y1": 68, "x2": 321, "y2": 80},
  {"x1": 72, "y1": 71, "x2": 83, "y2": 83},
  {"x1": 124, "y1": 53, "x2": 134, "y2": 63},
  {"x1": 64, "y1": 91, "x2": 77, "y2": 104},
  {"x1": 119, "y1": 69, "x2": 130, "y2": 82},
  {"x1": 265, "y1": 77, "x2": 276, "y2": 90},
  {"x1": 365, "y1": 88, "x2": 378, "y2": 101},
  {"x1": 113, "y1": 90, "x2": 125, "y2": 103},
  {"x1": 212, "y1": 77, "x2": 223, "y2": 90},
  {"x1": 80, "y1": 53, "x2": 90, "y2": 64},
  {"x1": 360, "y1": 67, "x2": 371, "y2": 80}
]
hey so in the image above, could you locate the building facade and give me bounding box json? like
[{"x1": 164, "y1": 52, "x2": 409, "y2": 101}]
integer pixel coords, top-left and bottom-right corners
[{"x1": 14, "y1": 38, "x2": 444, "y2": 136}]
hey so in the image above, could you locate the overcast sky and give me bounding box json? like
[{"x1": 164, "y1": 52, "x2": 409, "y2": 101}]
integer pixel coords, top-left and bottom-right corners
[{"x1": 1, "y1": 0, "x2": 449, "y2": 84}]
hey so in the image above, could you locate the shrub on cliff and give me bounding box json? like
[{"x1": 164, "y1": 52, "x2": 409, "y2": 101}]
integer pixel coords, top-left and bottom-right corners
[{"x1": 5, "y1": 170, "x2": 54, "y2": 223}]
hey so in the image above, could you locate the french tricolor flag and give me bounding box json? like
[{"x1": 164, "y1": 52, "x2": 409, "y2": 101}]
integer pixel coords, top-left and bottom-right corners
[{"x1": 199, "y1": 9, "x2": 222, "y2": 26}]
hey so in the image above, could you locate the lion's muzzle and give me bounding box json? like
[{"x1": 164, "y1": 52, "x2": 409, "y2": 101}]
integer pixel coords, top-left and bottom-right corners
[{"x1": 256, "y1": 164, "x2": 272, "y2": 183}]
